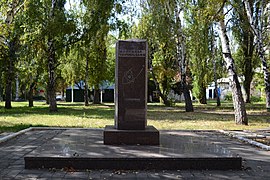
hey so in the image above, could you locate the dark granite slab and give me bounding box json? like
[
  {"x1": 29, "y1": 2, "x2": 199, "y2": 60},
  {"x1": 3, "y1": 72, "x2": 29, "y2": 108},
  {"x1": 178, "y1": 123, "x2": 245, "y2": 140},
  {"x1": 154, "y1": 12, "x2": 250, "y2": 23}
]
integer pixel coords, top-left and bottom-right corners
[
  {"x1": 24, "y1": 129, "x2": 242, "y2": 170},
  {"x1": 115, "y1": 40, "x2": 148, "y2": 130},
  {"x1": 103, "y1": 125, "x2": 160, "y2": 145}
]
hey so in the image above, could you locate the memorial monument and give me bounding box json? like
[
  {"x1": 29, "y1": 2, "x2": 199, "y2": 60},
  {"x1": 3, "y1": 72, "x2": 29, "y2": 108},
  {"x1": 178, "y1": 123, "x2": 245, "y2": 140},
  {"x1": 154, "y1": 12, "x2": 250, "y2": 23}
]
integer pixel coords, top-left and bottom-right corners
[
  {"x1": 24, "y1": 40, "x2": 242, "y2": 171},
  {"x1": 104, "y1": 39, "x2": 160, "y2": 145}
]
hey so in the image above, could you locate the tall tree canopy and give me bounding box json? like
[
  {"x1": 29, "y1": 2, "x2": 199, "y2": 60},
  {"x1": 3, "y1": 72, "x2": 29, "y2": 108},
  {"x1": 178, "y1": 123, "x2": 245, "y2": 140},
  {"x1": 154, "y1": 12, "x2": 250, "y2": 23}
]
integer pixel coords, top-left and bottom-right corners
[
  {"x1": 0, "y1": 0, "x2": 26, "y2": 109},
  {"x1": 24, "y1": 0, "x2": 77, "y2": 112},
  {"x1": 134, "y1": 0, "x2": 193, "y2": 111},
  {"x1": 185, "y1": 0, "x2": 214, "y2": 104},
  {"x1": 244, "y1": 0, "x2": 270, "y2": 111}
]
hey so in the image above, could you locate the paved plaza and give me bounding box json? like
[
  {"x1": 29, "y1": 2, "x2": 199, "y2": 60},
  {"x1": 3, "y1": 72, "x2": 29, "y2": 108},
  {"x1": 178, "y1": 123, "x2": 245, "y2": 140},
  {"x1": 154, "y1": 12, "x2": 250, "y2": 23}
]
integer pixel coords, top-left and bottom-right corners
[{"x1": 0, "y1": 128, "x2": 270, "y2": 179}]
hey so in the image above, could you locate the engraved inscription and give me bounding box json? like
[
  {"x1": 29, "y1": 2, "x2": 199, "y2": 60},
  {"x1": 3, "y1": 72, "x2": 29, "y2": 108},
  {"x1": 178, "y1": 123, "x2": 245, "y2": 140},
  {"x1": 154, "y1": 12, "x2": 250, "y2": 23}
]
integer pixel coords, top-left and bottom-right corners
[
  {"x1": 122, "y1": 67, "x2": 144, "y2": 84},
  {"x1": 119, "y1": 49, "x2": 146, "y2": 57}
]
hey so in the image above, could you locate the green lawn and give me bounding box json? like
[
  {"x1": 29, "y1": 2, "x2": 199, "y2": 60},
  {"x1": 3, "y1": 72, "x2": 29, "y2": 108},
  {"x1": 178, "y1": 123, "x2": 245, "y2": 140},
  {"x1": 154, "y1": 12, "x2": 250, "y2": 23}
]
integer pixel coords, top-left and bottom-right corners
[{"x1": 0, "y1": 101, "x2": 269, "y2": 133}]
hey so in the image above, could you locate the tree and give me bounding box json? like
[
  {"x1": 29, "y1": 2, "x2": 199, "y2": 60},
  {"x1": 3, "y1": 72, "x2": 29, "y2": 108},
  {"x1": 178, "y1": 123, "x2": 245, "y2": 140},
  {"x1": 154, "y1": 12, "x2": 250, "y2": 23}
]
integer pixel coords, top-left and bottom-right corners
[
  {"x1": 133, "y1": 0, "x2": 194, "y2": 110},
  {"x1": 211, "y1": 31, "x2": 222, "y2": 106},
  {"x1": 134, "y1": 1, "x2": 179, "y2": 107},
  {"x1": 232, "y1": 0, "x2": 258, "y2": 103},
  {"x1": 218, "y1": 6, "x2": 248, "y2": 125},
  {"x1": 0, "y1": 71, "x2": 3, "y2": 102},
  {"x1": 185, "y1": 0, "x2": 214, "y2": 104},
  {"x1": 174, "y1": 1, "x2": 194, "y2": 111},
  {"x1": 0, "y1": 27, "x2": 5, "y2": 102},
  {"x1": 244, "y1": 0, "x2": 270, "y2": 111},
  {"x1": 61, "y1": 47, "x2": 85, "y2": 102},
  {"x1": 0, "y1": 57, "x2": 3, "y2": 102},
  {"x1": 0, "y1": 0, "x2": 24, "y2": 109},
  {"x1": 17, "y1": 54, "x2": 43, "y2": 107},
  {"x1": 80, "y1": 0, "x2": 117, "y2": 104},
  {"x1": 19, "y1": 27, "x2": 48, "y2": 107},
  {"x1": 24, "y1": 0, "x2": 77, "y2": 112}
]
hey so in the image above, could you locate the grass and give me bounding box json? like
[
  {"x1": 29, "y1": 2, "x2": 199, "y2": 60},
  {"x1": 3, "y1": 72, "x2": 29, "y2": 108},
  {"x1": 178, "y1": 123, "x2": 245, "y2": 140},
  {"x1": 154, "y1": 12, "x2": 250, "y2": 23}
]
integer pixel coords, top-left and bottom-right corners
[{"x1": 0, "y1": 101, "x2": 269, "y2": 133}]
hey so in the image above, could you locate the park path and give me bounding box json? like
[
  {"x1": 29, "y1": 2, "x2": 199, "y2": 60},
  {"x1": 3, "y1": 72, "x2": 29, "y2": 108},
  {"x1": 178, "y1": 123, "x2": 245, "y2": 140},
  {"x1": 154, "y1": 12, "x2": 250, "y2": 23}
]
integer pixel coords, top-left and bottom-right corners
[{"x1": 0, "y1": 129, "x2": 270, "y2": 179}]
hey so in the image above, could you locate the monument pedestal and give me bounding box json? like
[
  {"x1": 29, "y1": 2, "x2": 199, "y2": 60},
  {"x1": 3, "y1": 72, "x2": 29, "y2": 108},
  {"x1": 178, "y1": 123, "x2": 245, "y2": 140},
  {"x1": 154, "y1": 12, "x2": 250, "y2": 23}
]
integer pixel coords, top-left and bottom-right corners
[
  {"x1": 104, "y1": 125, "x2": 159, "y2": 145},
  {"x1": 103, "y1": 40, "x2": 160, "y2": 145}
]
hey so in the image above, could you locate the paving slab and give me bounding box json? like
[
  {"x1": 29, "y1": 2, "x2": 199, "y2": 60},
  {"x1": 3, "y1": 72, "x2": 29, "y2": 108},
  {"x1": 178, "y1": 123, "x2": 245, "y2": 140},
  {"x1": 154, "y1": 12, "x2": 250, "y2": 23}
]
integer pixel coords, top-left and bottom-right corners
[
  {"x1": 24, "y1": 129, "x2": 241, "y2": 170},
  {"x1": 0, "y1": 128, "x2": 269, "y2": 179}
]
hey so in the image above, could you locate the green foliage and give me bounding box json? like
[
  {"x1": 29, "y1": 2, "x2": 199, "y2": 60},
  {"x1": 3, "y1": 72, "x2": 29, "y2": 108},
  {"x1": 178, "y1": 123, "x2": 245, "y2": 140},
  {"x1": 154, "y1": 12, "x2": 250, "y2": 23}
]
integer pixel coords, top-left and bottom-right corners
[
  {"x1": 224, "y1": 93, "x2": 232, "y2": 101},
  {"x1": 250, "y1": 96, "x2": 263, "y2": 103},
  {"x1": 184, "y1": 0, "x2": 214, "y2": 103},
  {"x1": 231, "y1": 0, "x2": 260, "y2": 103},
  {"x1": 62, "y1": 0, "x2": 120, "y2": 93},
  {"x1": 61, "y1": 46, "x2": 85, "y2": 85},
  {"x1": 0, "y1": 0, "x2": 27, "y2": 108},
  {"x1": 106, "y1": 35, "x2": 117, "y2": 82},
  {"x1": 133, "y1": 1, "x2": 178, "y2": 103},
  {"x1": 253, "y1": 71, "x2": 266, "y2": 93},
  {"x1": 24, "y1": 0, "x2": 77, "y2": 57}
]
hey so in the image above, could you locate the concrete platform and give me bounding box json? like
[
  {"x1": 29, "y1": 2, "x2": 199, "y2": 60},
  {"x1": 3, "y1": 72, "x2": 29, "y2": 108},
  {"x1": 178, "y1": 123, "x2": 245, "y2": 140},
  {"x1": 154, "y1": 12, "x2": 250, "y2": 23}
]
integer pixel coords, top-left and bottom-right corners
[
  {"x1": 103, "y1": 125, "x2": 160, "y2": 145},
  {"x1": 24, "y1": 129, "x2": 242, "y2": 170}
]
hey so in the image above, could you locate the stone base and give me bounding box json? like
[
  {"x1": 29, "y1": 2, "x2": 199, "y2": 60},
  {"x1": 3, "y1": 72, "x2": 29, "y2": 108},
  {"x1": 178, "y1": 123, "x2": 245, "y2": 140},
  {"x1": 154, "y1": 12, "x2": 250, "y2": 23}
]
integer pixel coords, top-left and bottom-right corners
[
  {"x1": 103, "y1": 125, "x2": 160, "y2": 145},
  {"x1": 24, "y1": 129, "x2": 242, "y2": 170},
  {"x1": 25, "y1": 157, "x2": 242, "y2": 170}
]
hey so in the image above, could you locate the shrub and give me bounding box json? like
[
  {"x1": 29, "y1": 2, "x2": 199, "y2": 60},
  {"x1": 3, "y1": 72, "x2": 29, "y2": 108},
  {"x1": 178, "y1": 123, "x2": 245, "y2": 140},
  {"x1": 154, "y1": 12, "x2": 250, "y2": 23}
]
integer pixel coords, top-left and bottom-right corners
[
  {"x1": 250, "y1": 96, "x2": 262, "y2": 102},
  {"x1": 224, "y1": 93, "x2": 232, "y2": 101}
]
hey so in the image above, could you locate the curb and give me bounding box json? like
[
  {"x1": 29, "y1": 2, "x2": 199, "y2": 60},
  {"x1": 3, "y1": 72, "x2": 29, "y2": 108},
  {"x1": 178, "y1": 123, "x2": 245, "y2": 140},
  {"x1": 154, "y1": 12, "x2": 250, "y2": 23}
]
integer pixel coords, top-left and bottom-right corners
[
  {"x1": 0, "y1": 127, "x2": 104, "y2": 144},
  {"x1": 0, "y1": 127, "x2": 33, "y2": 144},
  {"x1": 219, "y1": 130, "x2": 270, "y2": 151}
]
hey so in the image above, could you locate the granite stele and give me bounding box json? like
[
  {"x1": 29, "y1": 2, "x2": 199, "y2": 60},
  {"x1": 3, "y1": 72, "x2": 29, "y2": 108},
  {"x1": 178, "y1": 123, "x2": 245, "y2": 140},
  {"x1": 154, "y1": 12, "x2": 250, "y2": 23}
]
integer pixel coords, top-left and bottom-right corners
[{"x1": 103, "y1": 39, "x2": 160, "y2": 145}]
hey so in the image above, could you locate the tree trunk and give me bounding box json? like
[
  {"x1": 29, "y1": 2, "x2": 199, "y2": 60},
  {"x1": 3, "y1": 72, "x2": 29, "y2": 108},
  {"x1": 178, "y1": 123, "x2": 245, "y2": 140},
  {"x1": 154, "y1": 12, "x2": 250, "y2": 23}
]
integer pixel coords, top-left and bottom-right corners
[
  {"x1": 244, "y1": 0, "x2": 270, "y2": 111},
  {"x1": 28, "y1": 86, "x2": 34, "y2": 107},
  {"x1": 211, "y1": 26, "x2": 221, "y2": 107},
  {"x1": 148, "y1": 53, "x2": 171, "y2": 106},
  {"x1": 47, "y1": 40, "x2": 57, "y2": 112},
  {"x1": 159, "y1": 91, "x2": 171, "y2": 106},
  {"x1": 47, "y1": 64, "x2": 57, "y2": 111},
  {"x1": 235, "y1": 0, "x2": 255, "y2": 104},
  {"x1": 15, "y1": 75, "x2": 19, "y2": 101},
  {"x1": 219, "y1": 18, "x2": 248, "y2": 125},
  {"x1": 175, "y1": 6, "x2": 193, "y2": 112},
  {"x1": 5, "y1": 77, "x2": 12, "y2": 109},
  {"x1": 48, "y1": 83, "x2": 57, "y2": 112},
  {"x1": 28, "y1": 75, "x2": 38, "y2": 107},
  {"x1": 259, "y1": 41, "x2": 270, "y2": 111},
  {"x1": 150, "y1": 72, "x2": 171, "y2": 106},
  {"x1": 47, "y1": 0, "x2": 57, "y2": 112},
  {"x1": 198, "y1": 86, "x2": 207, "y2": 104},
  {"x1": 0, "y1": 72, "x2": 3, "y2": 102},
  {"x1": 180, "y1": 42, "x2": 194, "y2": 112},
  {"x1": 213, "y1": 57, "x2": 221, "y2": 107},
  {"x1": 3, "y1": 0, "x2": 17, "y2": 109},
  {"x1": 84, "y1": 84, "x2": 89, "y2": 106},
  {"x1": 84, "y1": 52, "x2": 89, "y2": 106},
  {"x1": 243, "y1": 77, "x2": 252, "y2": 103},
  {"x1": 183, "y1": 83, "x2": 193, "y2": 112},
  {"x1": 257, "y1": 11, "x2": 270, "y2": 109},
  {"x1": 93, "y1": 87, "x2": 100, "y2": 104},
  {"x1": 242, "y1": 30, "x2": 254, "y2": 103},
  {"x1": 5, "y1": 39, "x2": 16, "y2": 109}
]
